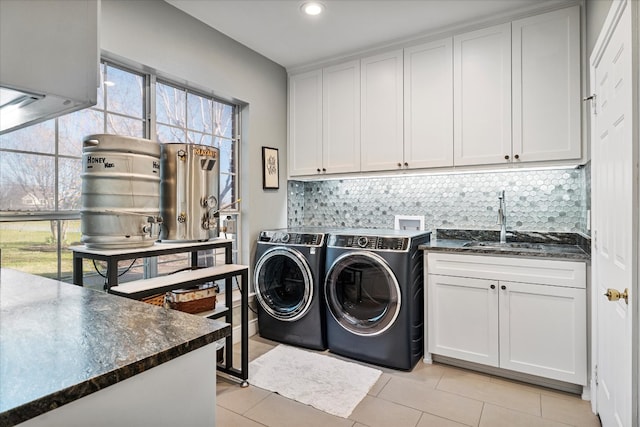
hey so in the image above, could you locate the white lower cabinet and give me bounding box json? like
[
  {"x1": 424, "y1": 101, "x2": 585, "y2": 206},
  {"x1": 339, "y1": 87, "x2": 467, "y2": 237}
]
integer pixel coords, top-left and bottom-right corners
[
  {"x1": 428, "y1": 274, "x2": 500, "y2": 366},
  {"x1": 426, "y1": 253, "x2": 587, "y2": 386}
]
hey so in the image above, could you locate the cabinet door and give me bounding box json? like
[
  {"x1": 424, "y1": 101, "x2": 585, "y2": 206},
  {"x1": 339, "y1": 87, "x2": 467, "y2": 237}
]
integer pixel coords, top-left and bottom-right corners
[
  {"x1": 288, "y1": 70, "x2": 323, "y2": 177},
  {"x1": 499, "y1": 281, "x2": 587, "y2": 385},
  {"x1": 428, "y1": 274, "x2": 499, "y2": 366},
  {"x1": 323, "y1": 60, "x2": 361, "y2": 174},
  {"x1": 404, "y1": 39, "x2": 454, "y2": 169},
  {"x1": 360, "y1": 49, "x2": 404, "y2": 172},
  {"x1": 454, "y1": 23, "x2": 512, "y2": 166},
  {"x1": 512, "y1": 6, "x2": 581, "y2": 163}
]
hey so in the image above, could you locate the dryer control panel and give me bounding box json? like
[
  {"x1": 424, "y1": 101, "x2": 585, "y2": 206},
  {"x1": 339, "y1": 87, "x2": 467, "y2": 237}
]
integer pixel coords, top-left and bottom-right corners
[
  {"x1": 328, "y1": 235, "x2": 409, "y2": 251},
  {"x1": 259, "y1": 231, "x2": 325, "y2": 247}
]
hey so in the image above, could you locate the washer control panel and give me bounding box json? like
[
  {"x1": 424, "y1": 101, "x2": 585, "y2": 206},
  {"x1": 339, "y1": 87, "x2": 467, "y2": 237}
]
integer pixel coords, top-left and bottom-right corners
[
  {"x1": 328, "y1": 234, "x2": 409, "y2": 251},
  {"x1": 259, "y1": 231, "x2": 324, "y2": 246}
]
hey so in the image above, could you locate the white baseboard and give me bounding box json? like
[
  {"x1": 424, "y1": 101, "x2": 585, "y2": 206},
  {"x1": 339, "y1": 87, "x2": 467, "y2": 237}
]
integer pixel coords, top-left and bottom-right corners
[
  {"x1": 231, "y1": 318, "x2": 258, "y2": 345},
  {"x1": 431, "y1": 355, "x2": 584, "y2": 396}
]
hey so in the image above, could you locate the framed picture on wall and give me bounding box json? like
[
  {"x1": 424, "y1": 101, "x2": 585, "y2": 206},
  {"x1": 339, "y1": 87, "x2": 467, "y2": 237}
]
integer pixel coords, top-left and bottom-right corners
[{"x1": 262, "y1": 146, "x2": 279, "y2": 190}]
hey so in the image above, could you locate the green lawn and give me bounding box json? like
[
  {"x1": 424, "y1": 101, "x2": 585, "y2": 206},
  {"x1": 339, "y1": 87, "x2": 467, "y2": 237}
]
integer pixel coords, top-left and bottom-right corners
[
  {"x1": 0, "y1": 221, "x2": 82, "y2": 279},
  {"x1": 0, "y1": 221, "x2": 219, "y2": 287}
]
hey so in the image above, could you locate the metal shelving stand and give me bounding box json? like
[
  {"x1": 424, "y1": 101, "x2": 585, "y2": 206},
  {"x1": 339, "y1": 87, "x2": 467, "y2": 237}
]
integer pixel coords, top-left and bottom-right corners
[{"x1": 70, "y1": 240, "x2": 249, "y2": 386}]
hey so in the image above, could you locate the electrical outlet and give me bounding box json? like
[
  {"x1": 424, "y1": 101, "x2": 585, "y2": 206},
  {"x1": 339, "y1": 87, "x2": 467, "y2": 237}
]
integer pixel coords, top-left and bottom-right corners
[
  {"x1": 224, "y1": 217, "x2": 237, "y2": 234},
  {"x1": 394, "y1": 215, "x2": 425, "y2": 231}
]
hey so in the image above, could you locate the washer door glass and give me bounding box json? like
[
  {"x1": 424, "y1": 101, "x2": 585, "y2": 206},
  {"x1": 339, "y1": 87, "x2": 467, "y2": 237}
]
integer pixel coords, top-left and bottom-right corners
[
  {"x1": 325, "y1": 251, "x2": 401, "y2": 336},
  {"x1": 254, "y1": 247, "x2": 314, "y2": 322}
]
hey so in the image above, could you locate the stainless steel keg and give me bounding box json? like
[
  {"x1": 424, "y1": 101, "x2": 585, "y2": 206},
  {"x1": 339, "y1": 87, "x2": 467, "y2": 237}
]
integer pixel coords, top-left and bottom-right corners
[
  {"x1": 81, "y1": 134, "x2": 162, "y2": 249},
  {"x1": 159, "y1": 143, "x2": 220, "y2": 242}
]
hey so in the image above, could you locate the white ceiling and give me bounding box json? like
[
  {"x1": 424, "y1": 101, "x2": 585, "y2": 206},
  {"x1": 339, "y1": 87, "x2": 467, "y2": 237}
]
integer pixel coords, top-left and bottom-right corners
[{"x1": 166, "y1": 0, "x2": 572, "y2": 70}]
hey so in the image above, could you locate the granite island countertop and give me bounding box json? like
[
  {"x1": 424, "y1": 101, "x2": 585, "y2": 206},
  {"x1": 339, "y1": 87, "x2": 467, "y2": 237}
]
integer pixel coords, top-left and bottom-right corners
[
  {"x1": 0, "y1": 268, "x2": 230, "y2": 426},
  {"x1": 419, "y1": 229, "x2": 590, "y2": 261}
]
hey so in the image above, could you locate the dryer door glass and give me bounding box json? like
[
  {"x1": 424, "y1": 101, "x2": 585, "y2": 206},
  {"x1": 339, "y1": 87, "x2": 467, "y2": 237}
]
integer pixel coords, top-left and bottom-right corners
[
  {"x1": 254, "y1": 247, "x2": 314, "y2": 322},
  {"x1": 325, "y1": 252, "x2": 400, "y2": 336}
]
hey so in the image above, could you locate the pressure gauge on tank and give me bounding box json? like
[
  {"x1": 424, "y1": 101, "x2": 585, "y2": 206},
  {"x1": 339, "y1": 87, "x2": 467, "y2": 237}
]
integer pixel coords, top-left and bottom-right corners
[{"x1": 206, "y1": 195, "x2": 217, "y2": 209}]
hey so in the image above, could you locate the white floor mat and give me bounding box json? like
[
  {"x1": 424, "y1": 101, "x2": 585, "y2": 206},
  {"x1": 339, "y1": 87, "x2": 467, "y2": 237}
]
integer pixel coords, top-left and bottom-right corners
[{"x1": 249, "y1": 344, "x2": 382, "y2": 418}]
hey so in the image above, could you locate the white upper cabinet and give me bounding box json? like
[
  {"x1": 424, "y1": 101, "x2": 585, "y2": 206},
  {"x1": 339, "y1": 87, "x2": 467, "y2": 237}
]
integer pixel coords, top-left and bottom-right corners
[
  {"x1": 288, "y1": 70, "x2": 323, "y2": 177},
  {"x1": 360, "y1": 49, "x2": 404, "y2": 172},
  {"x1": 512, "y1": 6, "x2": 581, "y2": 162},
  {"x1": 454, "y1": 23, "x2": 512, "y2": 166},
  {"x1": 323, "y1": 60, "x2": 361, "y2": 174},
  {"x1": 288, "y1": 62, "x2": 361, "y2": 177},
  {"x1": 287, "y1": 6, "x2": 583, "y2": 177},
  {"x1": 0, "y1": 0, "x2": 99, "y2": 133},
  {"x1": 404, "y1": 39, "x2": 454, "y2": 168}
]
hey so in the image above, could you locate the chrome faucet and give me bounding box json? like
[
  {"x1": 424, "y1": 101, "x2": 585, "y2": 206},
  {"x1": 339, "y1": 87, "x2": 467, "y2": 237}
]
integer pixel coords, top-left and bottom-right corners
[{"x1": 497, "y1": 190, "x2": 507, "y2": 243}]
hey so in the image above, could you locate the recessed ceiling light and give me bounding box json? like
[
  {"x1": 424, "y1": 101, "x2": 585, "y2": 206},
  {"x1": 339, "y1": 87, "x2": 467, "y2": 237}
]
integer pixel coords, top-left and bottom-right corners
[{"x1": 301, "y1": 1, "x2": 324, "y2": 16}]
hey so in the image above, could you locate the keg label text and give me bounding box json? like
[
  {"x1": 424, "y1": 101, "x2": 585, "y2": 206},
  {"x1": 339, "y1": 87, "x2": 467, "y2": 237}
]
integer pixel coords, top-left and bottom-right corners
[
  {"x1": 194, "y1": 148, "x2": 217, "y2": 158},
  {"x1": 86, "y1": 156, "x2": 115, "y2": 169}
]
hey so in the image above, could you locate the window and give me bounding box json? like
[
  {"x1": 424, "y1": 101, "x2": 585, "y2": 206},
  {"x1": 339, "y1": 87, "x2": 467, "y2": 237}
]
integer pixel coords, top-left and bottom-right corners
[
  {"x1": 0, "y1": 63, "x2": 145, "y2": 214},
  {"x1": 154, "y1": 81, "x2": 240, "y2": 271},
  {"x1": 0, "y1": 60, "x2": 241, "y2": 283},
  {"x1": 155, "y1": 81, "x2": 237, "y2": 208}
]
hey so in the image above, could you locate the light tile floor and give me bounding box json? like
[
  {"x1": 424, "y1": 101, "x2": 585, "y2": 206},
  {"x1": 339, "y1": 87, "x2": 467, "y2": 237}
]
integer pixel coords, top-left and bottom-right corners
[{"x1": 217, "y1": 336, "x2": 600, "y2": 427}]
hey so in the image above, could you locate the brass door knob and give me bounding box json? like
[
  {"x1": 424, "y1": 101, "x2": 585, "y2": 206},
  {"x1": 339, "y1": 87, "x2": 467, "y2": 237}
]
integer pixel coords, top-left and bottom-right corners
[{"x1": 604, "y1": 288, "x2": 629, "y2": 304}]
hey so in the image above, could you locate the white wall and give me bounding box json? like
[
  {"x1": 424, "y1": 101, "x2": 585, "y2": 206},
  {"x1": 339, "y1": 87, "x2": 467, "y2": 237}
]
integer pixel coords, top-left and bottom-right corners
[{"x1": 100, "y1": 0, "x2": 288, "y2": 266}]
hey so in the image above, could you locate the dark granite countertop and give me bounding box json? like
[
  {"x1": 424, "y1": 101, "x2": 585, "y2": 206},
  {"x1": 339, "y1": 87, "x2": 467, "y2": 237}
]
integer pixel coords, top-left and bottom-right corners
[
  {"x1": 0, "y1": 269, "x2": 230, "y2": 427},
  {"x1": 419, "y1": 229, "x2": 590, "y2": 261}
]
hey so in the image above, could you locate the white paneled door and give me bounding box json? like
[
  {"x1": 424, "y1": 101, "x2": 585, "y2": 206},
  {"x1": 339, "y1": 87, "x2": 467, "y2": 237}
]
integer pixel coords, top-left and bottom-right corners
[{"x1": 590, "y1": 1, "x2": 636, "y2": 426}]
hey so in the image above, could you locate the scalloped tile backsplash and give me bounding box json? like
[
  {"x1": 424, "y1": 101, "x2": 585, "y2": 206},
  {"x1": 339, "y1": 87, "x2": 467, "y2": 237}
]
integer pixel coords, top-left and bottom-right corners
[{"x1": 288, "y1": 166, "x2": 589, "y2": 234}]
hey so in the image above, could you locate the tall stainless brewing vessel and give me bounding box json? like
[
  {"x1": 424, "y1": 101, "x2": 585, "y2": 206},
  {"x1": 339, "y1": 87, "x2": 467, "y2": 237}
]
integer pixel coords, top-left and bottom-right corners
[
  {"x1": 160, "y1": 143, "x2": 220, "y2": 242},
  {"x1": 81, "y1": 134, "x2": 162, "y2": 249}
]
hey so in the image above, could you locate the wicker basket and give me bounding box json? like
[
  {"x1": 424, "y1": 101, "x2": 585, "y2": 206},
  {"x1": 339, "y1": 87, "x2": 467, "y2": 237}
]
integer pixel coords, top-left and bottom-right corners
[
  {"x1": 167, "y1": 295, "x2": 217, "y2": 314},
  {"x1": 141, "y1": 293, "x2": 167, "y2": 307},
  {"x1": 165, "y1": 284, "x2": 218, "y2": 314}
]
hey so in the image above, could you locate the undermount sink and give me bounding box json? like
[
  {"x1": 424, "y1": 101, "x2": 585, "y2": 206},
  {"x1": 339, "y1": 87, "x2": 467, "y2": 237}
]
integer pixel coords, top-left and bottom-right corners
[{"x1": 462, "y1": 241, "x2": 546, "y2": 250}]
